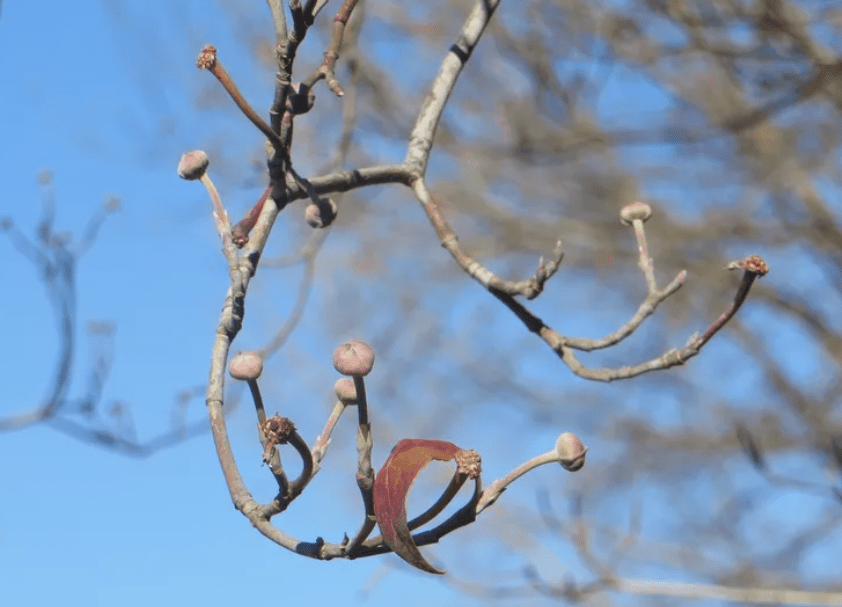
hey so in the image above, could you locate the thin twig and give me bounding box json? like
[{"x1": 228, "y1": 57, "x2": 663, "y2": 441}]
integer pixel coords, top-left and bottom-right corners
[
  {"x1": 411, "y1": 180, "x2": 563, "y2": 299},
  {"x1": 345, "y1": 375, "x2": 376, "y2": 554},
  {"x1": 477, "y1": 451, "x2": 561, "y2": 514},
  {"x1": 486, "y1": 256, "x2": 767, "y2": 381},
  {"x1": 564, "y1": 270, "x2": 687, "y2": 351},
  {"x1": 690, "y1": 255, "x2": 769, "y2": 349},
  {"x1": 311, "y1": 401, "x2": 347, "y2": 473},
  {"x1": 301, "y1": 0, "x2": 360, "y2": 95},
  {"x1": 363, "y1": 473, "x2": 469, "y2": 549},
  {"x1": 197, "y1": 45, "x2": 287, "y2": 155},
  {"x1": 286, "y1": 430, "x2": 315, "y2": 498},
  {"x1": 404, "y1": 0, "x2": 502, "y2": 177}
]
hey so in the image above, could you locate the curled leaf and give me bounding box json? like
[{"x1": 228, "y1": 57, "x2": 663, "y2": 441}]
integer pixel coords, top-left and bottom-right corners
[{"x1": 373, "y1": 438, "x2": 461, "y2": 574}]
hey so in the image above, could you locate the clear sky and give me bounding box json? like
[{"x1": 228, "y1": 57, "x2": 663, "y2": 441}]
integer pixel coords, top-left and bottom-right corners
[
  {"x1": 0, "y1": 2, "x2": 573, "y2": 605},
  {"x1": 2, "y1": 1, "x2": 840, "y2": 607},
  {"x1": 0, "y1": 2, "x2": 416, "y2": 605}
]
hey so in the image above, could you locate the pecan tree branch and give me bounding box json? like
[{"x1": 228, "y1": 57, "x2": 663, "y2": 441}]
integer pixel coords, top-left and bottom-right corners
[
  {"x1": 487, "y1": 257, "x2": 767, "y2": 382},
  {"x1": 411, "y1": 180, "x2": 563, "y2": 299},
  {"x1": 197, "y1": 45, "x2": 287, "y2": 155},
  {"x1": 264, "y1": 0, "x2": 287, "y2": 44},
  {"x1": 404, "y1": 0, "x2": 501, "y2": 178},
  {"x1": 287, "y1": 164, "x2": 413, "y2": 199},
  {"x1": 564, "y1": 270, "x2": 687, "y2": 351},
  {"x1": 301, "y1": 0, "x2": 360, "y2": 95},
  {"x1": 689, "y1": 255, "x2": 769, "y2": 350}
]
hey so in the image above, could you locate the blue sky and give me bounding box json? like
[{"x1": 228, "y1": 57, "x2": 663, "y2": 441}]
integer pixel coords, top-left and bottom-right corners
[
  {"x1": 3, "y1": 1, "x2": 841, "y2": 606},
  {"x1": 0, "y1": 2, "x2": 582, "y2": 605},
  {"x1": 0, "y1": 2, "x2": 397, "y2": 605}
]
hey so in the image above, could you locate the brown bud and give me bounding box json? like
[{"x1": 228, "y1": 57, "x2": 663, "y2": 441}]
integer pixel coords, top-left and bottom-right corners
[
  {"x1": 455, "y1": 449, "x2": 482, "y2": 479},
  {"x1": 196, "y1": 45, "x2": 217, "y2": 70},
  {"x1": 229, "y1": 351, "x2": 264, "y2": 381},
  {"x1": 261, "y1": 415, "x2": 295, "y2": 445},
  {"x1": 620, "y1": 201, "x2": 652, "y2": 225},
  {"x1": 736, "y1": 254, "x2": 769, "y2": 277},
  {"x1": 333, "y1": 340, "x2": 375, "y2": 376},
  {"x1": 178, "y1": 150, "x2": 210, "y2": 181},
  {"x1": 555, "y1": 432, "x2": 587, "y2": 472}
]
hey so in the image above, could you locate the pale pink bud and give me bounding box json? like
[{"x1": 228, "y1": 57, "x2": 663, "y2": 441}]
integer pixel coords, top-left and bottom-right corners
[
  {"x1": 333, "y1": 340, "x2": 375, "y2": 376},
  {"x1": 334, "y1": 378, "x2": 358, "y2": 405},
  {"x1": 178, "y1": 150, "x2": 210, "y2": 181},
  {"x1": 229, "y1": 351, "x2": 264, "y2": 381},
  {"x1": 555, "y1": 432, "x2": 587, "y2": 472}
]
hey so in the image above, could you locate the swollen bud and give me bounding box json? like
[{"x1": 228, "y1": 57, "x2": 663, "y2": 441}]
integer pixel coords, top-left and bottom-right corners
[
  {"x1": 333, "y1": 340, "x2": 375, "y2": 376},
  {"x1": 619, "y1": 201, "x2": 652, "y2": 225},
  {"x1": 178, "y1": 150, "x2": 210, "y2": 181},
  {"x1": 555, "y1": 432, "x2": 587, "y2": 472},
  {"x1": 229, "y1": 351, "x2": 264, "y2": 381},
  {"x1": 334, "y1": 378, "x2": 358, "y2": 405}
]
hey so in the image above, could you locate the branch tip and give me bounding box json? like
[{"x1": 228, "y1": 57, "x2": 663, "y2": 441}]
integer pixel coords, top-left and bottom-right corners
[{"x1": 196, "y1": 45, "x2": 217, "y2": 70}]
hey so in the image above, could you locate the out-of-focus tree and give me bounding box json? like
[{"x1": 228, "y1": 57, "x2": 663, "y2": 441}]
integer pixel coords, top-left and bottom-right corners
[
  {"x1": 3, "y1": 0, "x2": 842, "y2": 604},
  {"x1": 342, "y1": 0, "x2": 842, "y2": 601}
]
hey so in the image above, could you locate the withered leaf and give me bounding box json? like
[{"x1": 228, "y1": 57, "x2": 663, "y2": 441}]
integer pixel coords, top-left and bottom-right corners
[{"x1": 373, "y1": 438, "x2": 461, "y2": 574}]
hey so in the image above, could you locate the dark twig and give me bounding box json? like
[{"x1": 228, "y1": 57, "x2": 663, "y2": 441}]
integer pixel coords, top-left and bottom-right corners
[
  {"x1": 301, "y1": 0, "x2": 360, "y2": 96},
  {"x1": 690, "y1": 255, "x2": 769, "y2": 349},
  {"x1": 358, "y1": 475, "x2": 483, "y2": 558},
  {"x1": 286, "y1": 430, "x2": 315, "y2": 498},
  {"x1": 344, "y1": 375, "x2": 376, "y2": 555},
  {"x1": 363, "y1": 473, "x2": 469, "y2": 549},
  {"x1": 197, "y1": 45, "x2": 287, "y2": 155}
]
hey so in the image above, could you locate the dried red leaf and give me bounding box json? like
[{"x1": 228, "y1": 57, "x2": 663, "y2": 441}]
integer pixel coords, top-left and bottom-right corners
[{"x1": 373, "y1": 438, "x2": 461, "y2": 574}]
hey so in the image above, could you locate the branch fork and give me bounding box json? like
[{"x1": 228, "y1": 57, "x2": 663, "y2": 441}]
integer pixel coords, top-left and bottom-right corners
[{"x1": 192, "y1": 0, "x2": 768, "y2": 577}]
